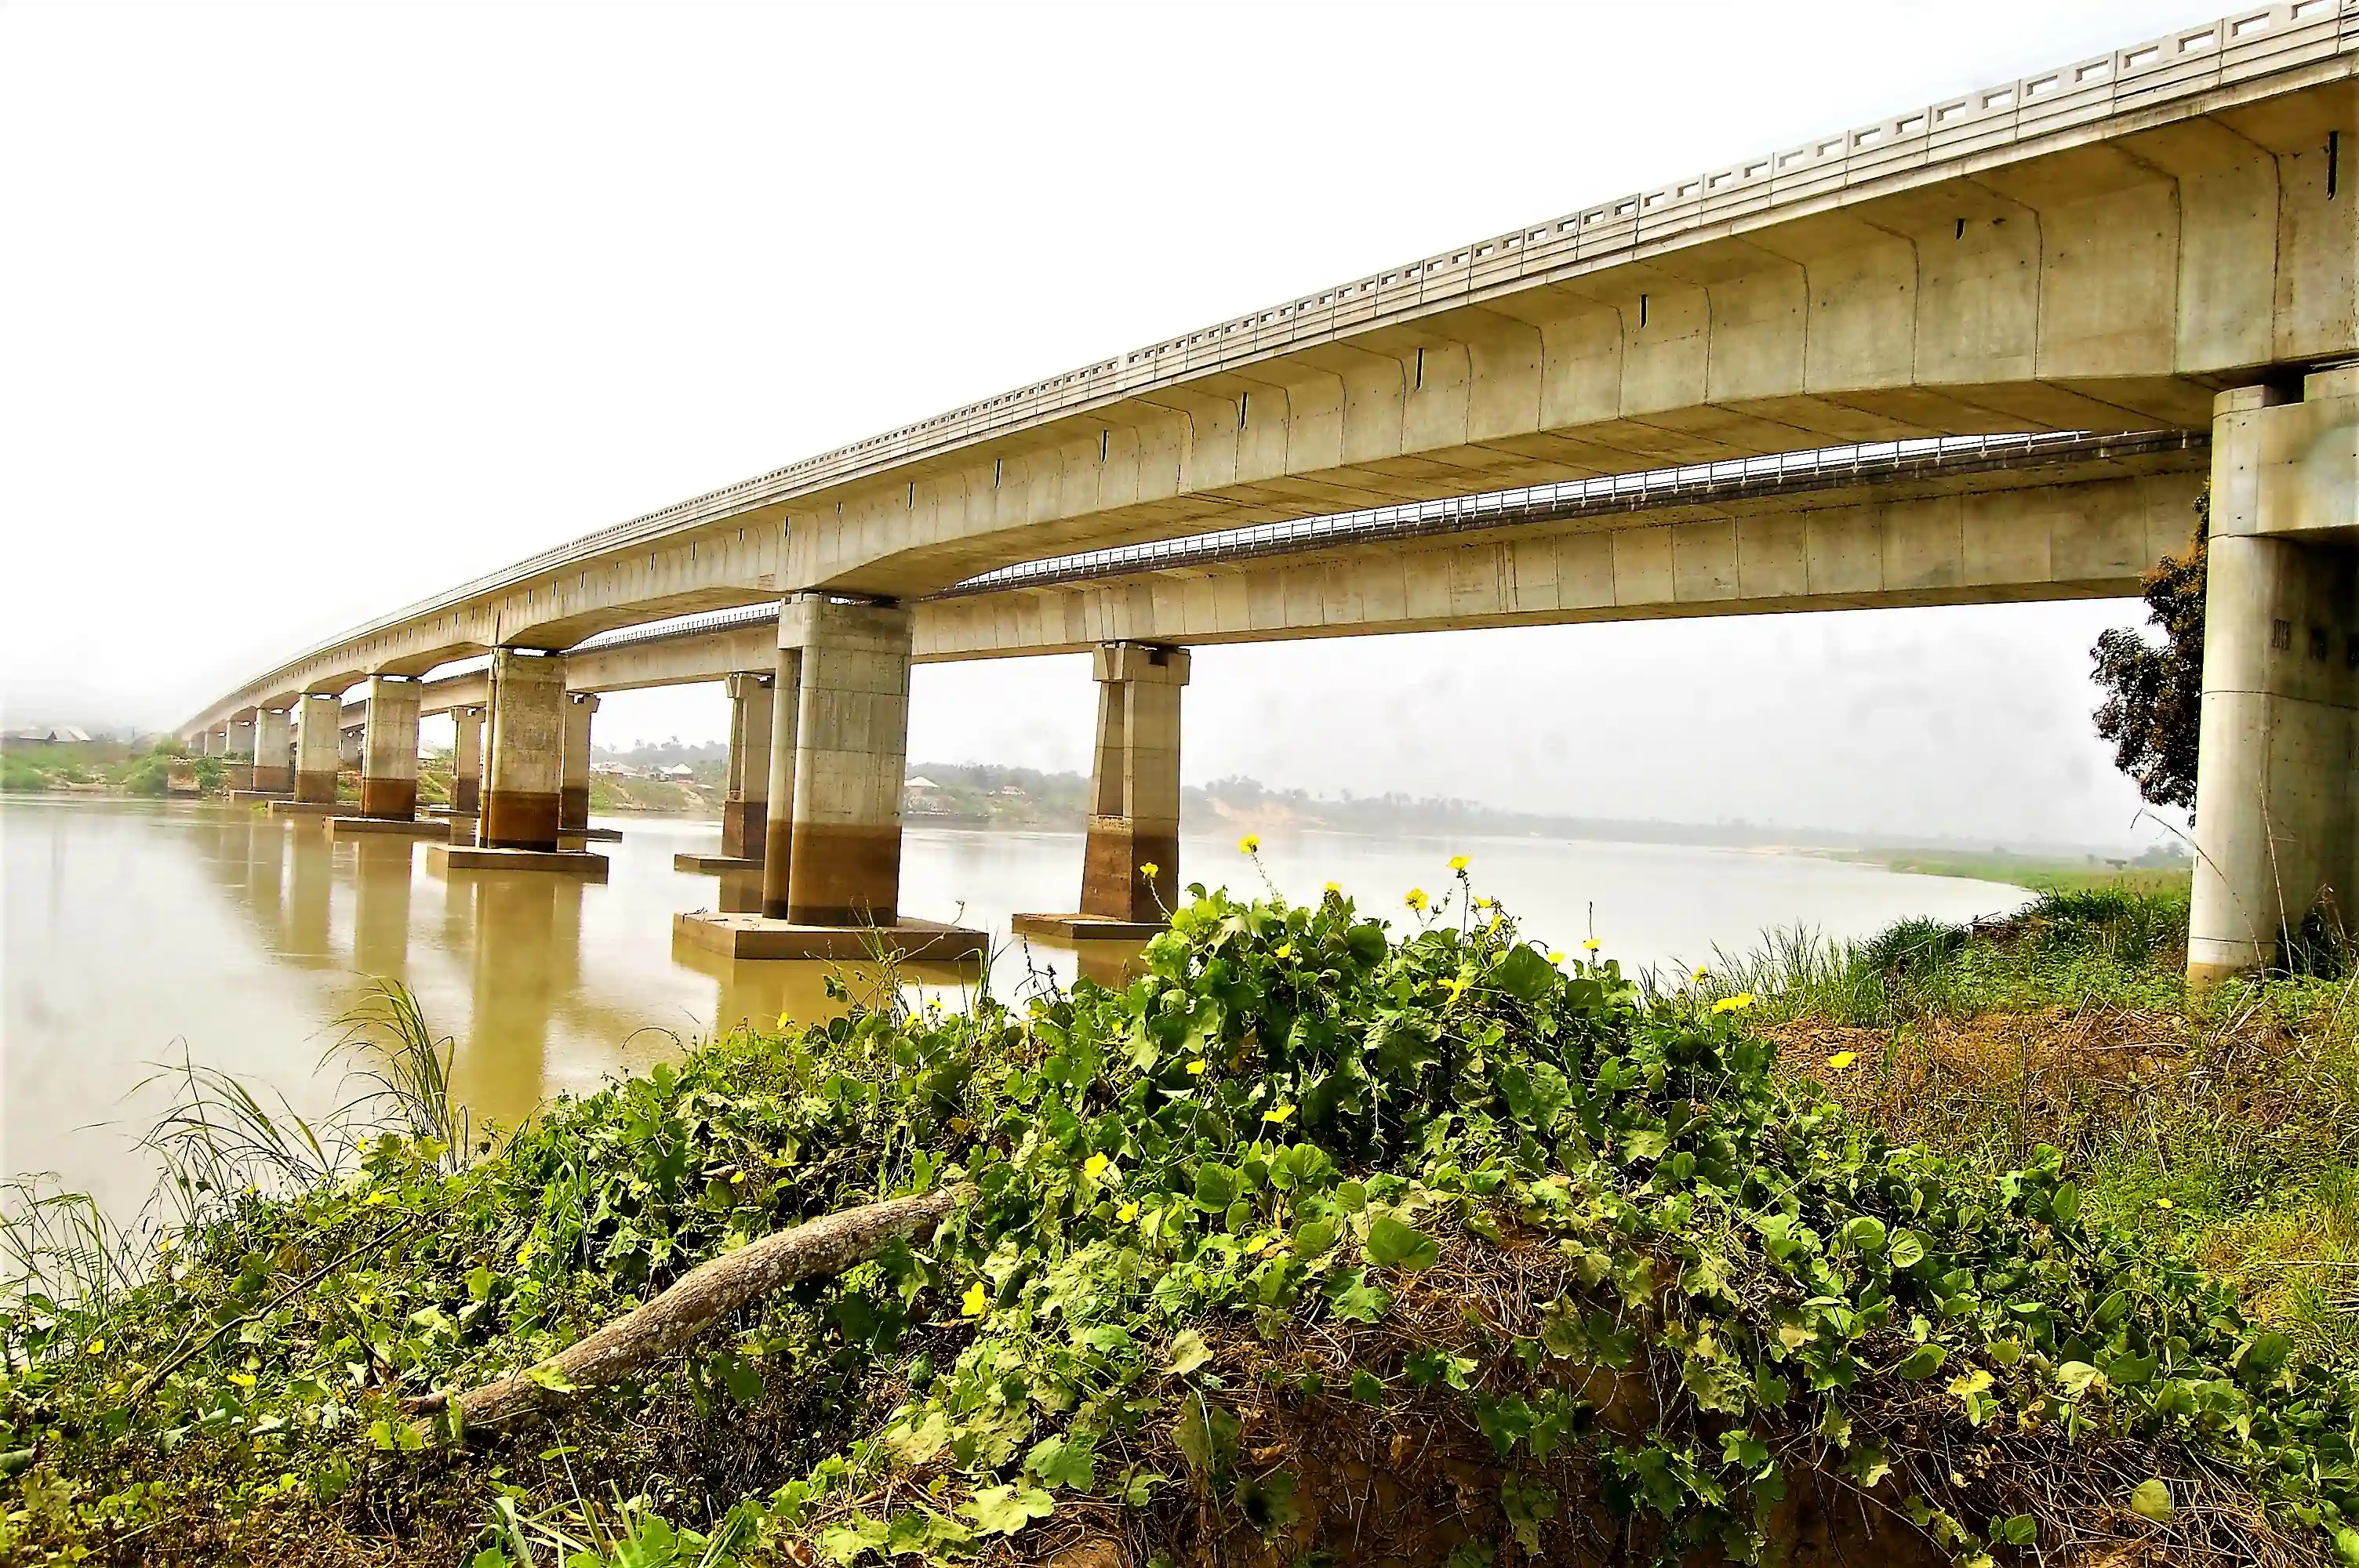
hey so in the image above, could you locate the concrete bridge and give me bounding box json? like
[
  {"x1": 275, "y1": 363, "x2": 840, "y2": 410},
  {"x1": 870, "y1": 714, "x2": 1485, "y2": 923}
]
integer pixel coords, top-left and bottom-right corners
[{"x1": 185, "y1": 3, "x2": 2359, "y2": 976}]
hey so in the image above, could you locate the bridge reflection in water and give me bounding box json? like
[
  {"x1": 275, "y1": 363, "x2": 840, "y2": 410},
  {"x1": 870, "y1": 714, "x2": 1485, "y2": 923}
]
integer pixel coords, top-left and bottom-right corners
[{"x1": 180, "y1": 805, "x2": 1024, "y2": 1138}]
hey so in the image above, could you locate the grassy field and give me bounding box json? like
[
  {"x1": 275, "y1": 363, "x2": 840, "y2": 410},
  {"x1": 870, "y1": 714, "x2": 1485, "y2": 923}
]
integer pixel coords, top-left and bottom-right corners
[{"x1": 1841, "y1": 847, "x2": 2194, "y2": 898}]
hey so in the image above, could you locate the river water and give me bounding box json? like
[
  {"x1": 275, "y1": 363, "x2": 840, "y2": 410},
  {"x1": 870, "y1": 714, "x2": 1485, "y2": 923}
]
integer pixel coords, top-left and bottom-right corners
[{"x1": 2, "y1": 797, "x2": 2027, "y2": 1219}]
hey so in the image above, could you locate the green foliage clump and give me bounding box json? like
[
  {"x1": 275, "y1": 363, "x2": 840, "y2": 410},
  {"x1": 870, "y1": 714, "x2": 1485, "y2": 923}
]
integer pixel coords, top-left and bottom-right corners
[
  {"x1": 2092, "y1": 504, "x2": 2207, "y2": 814},
  {"x1": 9, "y1": 886, "x2": 2359, "y2": 1566}
]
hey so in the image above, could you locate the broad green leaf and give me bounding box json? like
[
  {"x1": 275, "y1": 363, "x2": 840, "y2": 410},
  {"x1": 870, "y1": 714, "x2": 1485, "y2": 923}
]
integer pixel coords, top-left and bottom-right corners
[
  {"x1": 1174, "y1": 1391, "x2": 1240, "y2": 1475},
  {"x1": 1888, "y1": 1231, "x2": 1925, "y2": 1269},
  {"x1": 2128, "y1": 1478, "x2": 2172, "y2": 1523},
  {"x1": 1842, "y1": 1216, "x2": 1888, "y2": 1254},
  {"x1": 965, "y1": 1484, "x2": 1055, "y2": 1536},
  {"x1": 1894, "y1": 1343, "x2": 1947, "y2": 1380},
  {"x1": 1493, "y1": 945, "x2": 1558, "y2": 1003},
  {"x1": 1023, "y1": 1433, "x2": 1096, "y2": 1491},
  {"x1": 1364, "y1": 1214, "x2": 1441, "y2": 1272},
  {"x1": 1324, "y1": 1269, "x2": 1390, "y2": 1324},
  {"x1": 1165, "y1": 1328, "x2": 1212, "y2": 1377}
]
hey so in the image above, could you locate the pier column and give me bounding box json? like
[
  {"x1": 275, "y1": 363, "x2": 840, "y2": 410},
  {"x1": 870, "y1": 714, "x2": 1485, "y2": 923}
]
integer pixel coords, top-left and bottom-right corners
[
  {"x1": 339, "y1": 721, "x2": 363, "y2": 770},
  {"x1": 776, "y1": 595, "x2": 911, "y2": 926},
  {"x1": 1081, "y1": 643, "x2": 1190, "y2": 921},
  {"x1": 2190, "y1": 371, "x2": 2359, "y2": 983},
  {"x1": 293, "y1": 693, "x2": 342, "y2": 804},
  {"x1": 722, "y1": 672, "x2": 773, "y2": 859},
  {"x1": 758, "y1": 643, "x2": 803, "y2": 918},
  {"x1": 559, "y1": 693, "x2": 598, "y2": 834},
  {"x1": 253, "y1": 708, "x2": 293, "y2": 793},
  {"x1": 226, "y1": 717, "x2": 257, "y2": 791},
  {"x1": 359, "y1": 676, "x2": 423, "y2": 820},
  {"x1": 482, "y1": 650, "x2": 566, "y2": 851},
  {"x1": 451, "y1": 706, "x2": 485, "y2": 814}
]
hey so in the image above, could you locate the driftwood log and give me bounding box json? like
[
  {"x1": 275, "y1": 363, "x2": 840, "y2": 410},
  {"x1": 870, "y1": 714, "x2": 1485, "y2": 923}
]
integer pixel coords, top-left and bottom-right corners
[{"x1": 406, "y1": 1182, "x2": 973, "y2": 1436}]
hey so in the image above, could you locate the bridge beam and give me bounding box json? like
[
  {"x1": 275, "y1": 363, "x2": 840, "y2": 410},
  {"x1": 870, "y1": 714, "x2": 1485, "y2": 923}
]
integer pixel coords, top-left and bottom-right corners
[
  {"x1": 482, "y1": 651, "x2": 567, "y2": 851},
  {"x1": 359, "y1": 677, "x2": 423, "y2": 820},
  {"x1": 252, "y1": 707, "x2": 293, "y2": 794},
  {"x1": 2190, "y1": 369, "x2": 2359, "y2": 984},
  {"x1": 722, "y1": 671, "x2": 772, "y2": 861},
  {"x1": 293, "y1": 693, "x2": 341, "y2": 804}
]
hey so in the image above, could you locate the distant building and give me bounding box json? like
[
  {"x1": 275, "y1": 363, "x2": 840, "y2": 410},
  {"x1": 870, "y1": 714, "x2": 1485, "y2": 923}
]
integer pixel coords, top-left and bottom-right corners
[
  {"x1": 660, "y1": 763, "x2": 696, "y2": 780},
  {"x1": 906, "y1": 776, "x2": 940, "y2": 792},
  {"x1": 995, "y1": 784, "x2": 1026, "y2": 797},
  {"x1": 2, "y1": 725, "x2": 93, "y2": 746}
]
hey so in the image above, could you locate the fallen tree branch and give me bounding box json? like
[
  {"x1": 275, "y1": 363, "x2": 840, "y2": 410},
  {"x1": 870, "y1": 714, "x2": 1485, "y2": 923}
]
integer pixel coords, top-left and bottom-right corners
[{"x1": 405, "y1": 1182, "x2": 972, "y2": 1436}]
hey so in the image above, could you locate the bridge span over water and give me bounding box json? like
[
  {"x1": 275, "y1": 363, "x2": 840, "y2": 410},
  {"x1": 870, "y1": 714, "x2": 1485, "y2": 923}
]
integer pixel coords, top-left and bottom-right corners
[{"x1": 186, "y1": 5, "x2": 2359, "y2": 978}]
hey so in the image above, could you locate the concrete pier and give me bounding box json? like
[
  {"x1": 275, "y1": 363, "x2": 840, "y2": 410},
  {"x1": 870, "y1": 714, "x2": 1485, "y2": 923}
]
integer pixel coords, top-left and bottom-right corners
[
  {"x1": 2190, "y1": 371, "x2": 2359, "y2": 984},
  {"x1": 482, "y1": 650, "x2": 566, "y2": 851},
  {"x1": 293, "y1": 691, "x2": 341, "y2": 804},
  {"x1": 451, "y1": 704, "x2": 484, "y2": 815},
  {"x1": 559, "y1": 693, "x2": 598, "y2": 835},
  {"x1": 684, "y1": 594, "x2": 981, "y2": 960},
  {"x1": 1016, "y1": 642, "x2": 1188, "y2": 942},
  {"x1": 721, "y1": 671, "x2": 772, "y2": 861},
  {"x1": 358, "y1": 676, "x2": 422, "y2": 819},
  {"x1": 251, "y1": 707, "x2": 293, "y2": 795},
  {"x1": 225, "y1": 717, "x2": 256, "y2": 791}
]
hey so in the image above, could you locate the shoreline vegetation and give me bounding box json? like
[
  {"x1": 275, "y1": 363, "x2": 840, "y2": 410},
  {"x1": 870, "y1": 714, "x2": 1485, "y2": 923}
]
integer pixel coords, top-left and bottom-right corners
[{"x1": 8, "y1": 866, "x2": 2359, "y2": 1566}]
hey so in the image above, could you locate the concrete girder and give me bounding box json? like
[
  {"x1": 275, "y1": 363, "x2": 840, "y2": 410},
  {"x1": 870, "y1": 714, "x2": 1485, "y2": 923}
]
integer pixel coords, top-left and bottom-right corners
[{"x1": 180, "y1": 17, "x2": 2355, "y2": 738}]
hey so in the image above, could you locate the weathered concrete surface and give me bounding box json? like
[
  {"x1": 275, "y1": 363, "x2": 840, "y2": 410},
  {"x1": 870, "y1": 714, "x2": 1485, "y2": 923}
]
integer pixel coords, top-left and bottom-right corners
[
  {"x1": 676, "y1": 853, "x2": 765, "y2": 875},
  {"x1": 330, "y1": 815, "x2": 449, "y2": 840},
  {"x1": 452, "y1": 705, "x2": 484, "y2": 815},
  {"x1": 482, "y1": 650, "x2": 567, "y2": 851},
  {"x1": 293, "y1": 693, "x2": 342, "y2": 805},
  {"x1": 427, "y1": 843, "x2": 610, "y2": 880},
  {"x1": 360, "y1": 676, "x2": 423, "y2": 820},
  {"x1": 776, "y1": 597, "x2": 914, "y2": 926},
  {"x1": 722, "y1": 671, "x2": 772, "y2": 861},
  {"x1": 179, "y1": 11, "x2": 2359, "y2": 739},
  {"x1": 1011, "y1": 913, "x2": 1168, "y2": 942},
  {"x1": 252, "y1": 707, "x2": 293, "y2": 794},
  {"x1": 559, "y1": 693, "x2": 598, "y2": 834},
  {"x1": 673, "y1": 910, "x2": 985, "y2": 963},
  {"x1": 2190, "y1": 368, "x2": 2359, "y2": 982},
  {"x1": 267, "y1": 800, "x2": 345, "y2": 818},
  {"x1": 229, "y1": 788, "x2": 291, "y2": 804}
]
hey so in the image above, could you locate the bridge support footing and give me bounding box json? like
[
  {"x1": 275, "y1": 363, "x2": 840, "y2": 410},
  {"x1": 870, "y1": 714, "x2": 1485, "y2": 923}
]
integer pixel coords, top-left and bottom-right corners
[
  {"x1": 673, "y1": 910, "x2": 984, "y2": 964},
  {"x1": 427, "y1": 843, "x2": 609, "y2": 880},
  {"x1": 676, "y1": 852, "x2": 763, "y2": 875},
  {"x1": 330, "y1": 816, "x2": 449, "y2": 840}
]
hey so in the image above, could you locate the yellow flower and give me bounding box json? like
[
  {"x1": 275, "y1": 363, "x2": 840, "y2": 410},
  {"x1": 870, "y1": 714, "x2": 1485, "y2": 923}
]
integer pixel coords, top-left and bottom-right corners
[
  {"x1": 363, "y1": 1189, "x2": 393, "y2": 1207},
  {"x1": 1448, "y1": 855, "x2": 1470, "y2": 873},
  {"x1": 729, "y1": 1169, "x2": 747, "y2": 1184},
  {"x1": 1117, "y1": 1201, "x2": 1139, "y2": 1222},
  {"x1": 515, "y1": 1239, "x2": 538, "y2": 1265},
  {"x1": 1692, "y1": 967, "x2": 1710, "y2": 983},
  {"x1": 228, "y1": 1370, "x2": 256, "y2": 1389},
  {"x1": 1262, "y1": 1103, "x2": 1296, "y2": 1125},
  {"x1": 1826, "y1": 1051, "x2": 1856, "y2": 1071},
  {"x1": 1547, "y1": 950, "x2": 1565, "y2": 964},
  {"x1": 1138, "y1": 862, "x2": 1159, "y2": 880},
  {"x1": 1274, "y1": 942, "x2": 1293, "y2": 959},
  {"x1": 961, "y1": 1281, "x2": 989, "y2": 1318},
  {"x1": 1405, "y1": 887, "x2": 1430, "y2": 912},
  {"x1": 1238, "y1": 834, "x2": 1260, "y2": 855},
  {"x1": 1083, "y1": 1152, "x2": 1110, "y2": 1180},
  {"x1": 1186, "y1": 1058, "x2": 1208, "y2": 1076},
  {"x1": 85, "y1": 1339, "x2": 105, "y2": 1356},
  {"x1": 1582, "y1": 938, "x2": 1601, "y2": 953},
  {"x1": 1324, "y1": 880, "x2": 1339, "y2": 894},
  {"x1": 776, "y1": 1013, "x2": 793, "y2": 1032},
  {"x1": 1710, "y1": 993, "x2": 1757, "y2": 1014},
  {"x1": 2156, "y1": 1196, "x2": 2174, "y2": 1210}
]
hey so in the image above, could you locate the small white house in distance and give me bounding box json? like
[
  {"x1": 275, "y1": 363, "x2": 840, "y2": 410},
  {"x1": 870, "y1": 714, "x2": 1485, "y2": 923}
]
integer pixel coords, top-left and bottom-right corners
[
  {"x1": 661, "y1": 763, "x2": 696, "y2": 780},
  {"x1": 905, "y1": 776, "x2": 940, "y2": 793},
  {"x1": 3, "y1": 725, "x2": 93, "y2": 745}
]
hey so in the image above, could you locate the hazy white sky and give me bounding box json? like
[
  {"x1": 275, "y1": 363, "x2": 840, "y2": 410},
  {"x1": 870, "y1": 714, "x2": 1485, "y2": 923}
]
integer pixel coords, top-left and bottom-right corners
[{"x1": 1, "y1": 0, "x2": 2219, "y2": 847}]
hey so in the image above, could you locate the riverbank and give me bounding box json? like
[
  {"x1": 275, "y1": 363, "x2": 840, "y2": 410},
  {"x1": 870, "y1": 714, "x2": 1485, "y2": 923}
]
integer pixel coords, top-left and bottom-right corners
[{"x1": 8, "y1": 876, "x2": 2358, "y2": 1566}]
